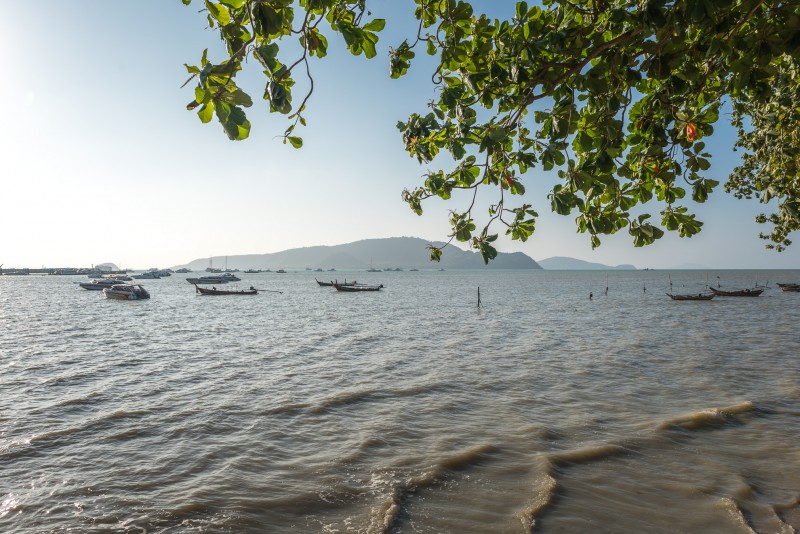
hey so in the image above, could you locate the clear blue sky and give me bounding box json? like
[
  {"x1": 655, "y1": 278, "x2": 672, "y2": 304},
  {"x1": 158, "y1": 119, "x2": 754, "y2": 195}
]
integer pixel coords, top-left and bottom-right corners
[{"x1": 1, "y1": 1, "x2": 797, "y2": 269}]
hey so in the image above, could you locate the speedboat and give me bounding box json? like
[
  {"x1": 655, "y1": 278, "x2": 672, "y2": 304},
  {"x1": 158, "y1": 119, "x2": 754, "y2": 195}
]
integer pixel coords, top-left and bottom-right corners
[
  {"x1": 78, "y1": 279, "x2": 120, "y2": 290},
  {"x1": 103, "y1": 284, "x2": 150, "y2": 300},
  {"x1": 134, "y1": 272, "x2": 160, "y2": 279},
  {"x1": 186, "y1": 273, "x2": 240, "y2": 284}
]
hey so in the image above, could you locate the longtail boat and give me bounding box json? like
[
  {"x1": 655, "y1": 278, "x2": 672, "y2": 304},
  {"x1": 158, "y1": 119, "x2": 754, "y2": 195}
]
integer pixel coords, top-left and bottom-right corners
[
  {"x1": 195, "y1": 284, "x2": 258, "y2": 295},
  {"x1": 315, "y1": 278, "x2": 357, "y2": 287},
  {"x1": 333, "y1": 283, "x2": 383, "y2": 292},
  {"x1": 776, "y1": 283, "x2": 800, "y2": 291},
  {"x1": 709, "y1": 287, "x2": 764, "y2": 297},
  {"x1": 667, "y1": 292, "x2": 715, "y2": 301}
]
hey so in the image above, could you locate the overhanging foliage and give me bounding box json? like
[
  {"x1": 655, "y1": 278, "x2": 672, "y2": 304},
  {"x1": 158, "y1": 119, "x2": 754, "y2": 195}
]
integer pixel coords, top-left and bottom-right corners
[{"x1": 182, "y1": 0, "x2": 800, "y2": 262}]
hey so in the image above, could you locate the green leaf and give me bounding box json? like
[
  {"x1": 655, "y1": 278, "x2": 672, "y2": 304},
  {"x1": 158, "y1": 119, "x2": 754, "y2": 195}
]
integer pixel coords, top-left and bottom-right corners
[
  {"x1": 215, "y1": 101, "x2": 250, "y2": 140},
  {"x1": 363, "y1": 19, "x2": 386, "y2": 32},
  {"x1": 479, "y1": 241, "x2": 498, "y2": 264},
  {"x1": 204, "y1": 0, "x2": 231, "y2": 26},
  {"x1": 198, "y1": 102, "x2": 214, "y2": 123},
  {"x1": 225, "y1": 88, "x2": 253, "y2": 107},
  {"x1": 288, "y1": 136, "x2": 303, "y2": 148}
]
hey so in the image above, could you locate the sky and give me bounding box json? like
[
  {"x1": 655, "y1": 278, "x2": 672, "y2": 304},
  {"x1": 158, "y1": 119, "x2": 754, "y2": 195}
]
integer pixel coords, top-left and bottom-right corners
[{"x1": 1, "y1": 1, "x2": 798, "y2": 270}]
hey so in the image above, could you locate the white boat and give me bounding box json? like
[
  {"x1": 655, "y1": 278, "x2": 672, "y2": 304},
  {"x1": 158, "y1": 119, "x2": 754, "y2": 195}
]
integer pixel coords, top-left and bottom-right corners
[
  {"x1": 78, "y1": 279, "x2": 120, "y2": 290},
  {"x1": 103, "y1": 284, "x2": 150, "y2": 300},
  {"x1": 103, "y1": 274, "x2": 133, "y2": 281}
]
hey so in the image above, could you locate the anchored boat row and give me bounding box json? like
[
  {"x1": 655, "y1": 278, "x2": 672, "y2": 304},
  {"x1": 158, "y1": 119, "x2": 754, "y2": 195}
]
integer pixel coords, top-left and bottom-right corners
[{"x1": 315, "y1": 278, "x2": 384, "y2": 292}]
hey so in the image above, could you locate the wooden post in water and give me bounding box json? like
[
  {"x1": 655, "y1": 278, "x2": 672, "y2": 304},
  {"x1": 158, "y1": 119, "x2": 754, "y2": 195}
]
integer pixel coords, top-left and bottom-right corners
[{"x1": 477, "y1": 286, "x2": 481, "y2": 308}]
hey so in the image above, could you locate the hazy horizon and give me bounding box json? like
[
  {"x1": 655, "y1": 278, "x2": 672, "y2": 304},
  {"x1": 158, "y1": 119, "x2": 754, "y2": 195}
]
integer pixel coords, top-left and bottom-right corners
[{"x1": 4, "y1": 235, "x2": 799, "y2": 272}]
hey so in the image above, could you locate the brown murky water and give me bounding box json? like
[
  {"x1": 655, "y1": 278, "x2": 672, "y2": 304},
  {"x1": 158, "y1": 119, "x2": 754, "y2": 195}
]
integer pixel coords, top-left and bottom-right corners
[{"x1": 1, "y1": 270, "x2": 799, "y2": 532}]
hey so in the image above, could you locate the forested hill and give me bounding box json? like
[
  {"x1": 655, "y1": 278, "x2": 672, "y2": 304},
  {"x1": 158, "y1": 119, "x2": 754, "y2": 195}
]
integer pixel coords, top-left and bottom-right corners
[{"x1": 178, "y1": 237, "x2": 541, "y2": 271}]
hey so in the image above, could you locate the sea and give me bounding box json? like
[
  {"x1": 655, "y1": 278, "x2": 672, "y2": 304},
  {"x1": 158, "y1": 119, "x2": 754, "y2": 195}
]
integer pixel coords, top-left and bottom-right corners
[{"x1": 1, "y1": 269, "x2": 799, "y2": 533}]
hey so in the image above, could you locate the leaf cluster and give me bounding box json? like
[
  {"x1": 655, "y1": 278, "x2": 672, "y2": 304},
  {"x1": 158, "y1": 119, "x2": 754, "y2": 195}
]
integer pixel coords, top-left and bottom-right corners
[
  {"x1": 182, "y1": 0, "x2": 386, "y2": 145},
  {"x1": 185, "y1": 0, "x2": 800, "y2": 260}
]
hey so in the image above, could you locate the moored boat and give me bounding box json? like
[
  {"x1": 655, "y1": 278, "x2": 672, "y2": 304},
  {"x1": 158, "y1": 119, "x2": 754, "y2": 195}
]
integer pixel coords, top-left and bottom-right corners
[
  {"x1": 709, "y1": 287, "x2": 764, "y2": 297},
  {"x1": 103, "y1": 274, "x2": 133, "y2": 281},
  {"x1": 78, "y1": 279, "x2": 121, "y2": 290},
  {"x1": 186, "y1": 273, "x2": 240, "y2": 284},
  {"x1": 316, "y1": 278, "x2": 357, "y2": 287},
  {"x1": 667, "y1": 292, "x2": 715, "y2": 301},
  {"x1": 333, "y1": 283, "x2": 383, "y2": 292},
  {"x1": 195, "y1": 284, "x2": 258, "y2": 295},
  {"x1": 103, "y1": 284, "x2": 150, "y2": 300},
  {"x1": 776, "y1": 282, "x2": 800, "y2": 292}
]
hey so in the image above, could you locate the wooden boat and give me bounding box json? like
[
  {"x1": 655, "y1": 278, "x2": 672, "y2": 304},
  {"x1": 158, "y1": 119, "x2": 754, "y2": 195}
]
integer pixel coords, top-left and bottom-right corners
[
  {"x1": 333, "y1": 283, "x2": 383, "y2": 292},
  {"x1": 776, "y1": 283, "x2": 800, "y2": 291},
  {"x1": 316, "y1": 278, "x2": 357, "y2": 287},
  {"x1": 709, "y1": 287, "x2": 764, "y2": 297},
  {"x1": 667, "y1": 292, "x2": 714, "y2": 301},
  {"x1": 195, "y1": 284, "x2": 258, "y2": 295},
  {"x1": 778, "y1": 284, "x2": 800, "y2": 292}
]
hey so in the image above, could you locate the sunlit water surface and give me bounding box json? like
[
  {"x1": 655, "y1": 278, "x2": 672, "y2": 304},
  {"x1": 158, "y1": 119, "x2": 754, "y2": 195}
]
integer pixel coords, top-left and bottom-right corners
[{"x1": 1, "y1": 270, "x2": 799, "y2": 533}]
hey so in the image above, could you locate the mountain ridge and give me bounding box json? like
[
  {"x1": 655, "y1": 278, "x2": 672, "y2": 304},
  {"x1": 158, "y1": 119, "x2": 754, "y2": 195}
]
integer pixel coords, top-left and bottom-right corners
[
  {"x1": 175, "y1": 237, "x2": 541, "y2": 271},
  {"x1": 537, "y1": 256, "x2": 637, "y2": 270}
]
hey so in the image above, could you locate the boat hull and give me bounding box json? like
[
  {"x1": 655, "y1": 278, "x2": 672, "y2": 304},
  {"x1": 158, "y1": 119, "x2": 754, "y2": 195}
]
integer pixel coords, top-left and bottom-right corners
[
  {"x1": 334, "y1": 284, "x2": 383, "y2": 292},
  {"x1": 102, "y1": 285, "x2": 150, "y2": 300},
  {"x1": 195, "y1": 285, "x2": 257, "y2": 295},
  {"x1": 79, "y1": 281, "x2": 118, "y2": 290},
  {"x1": 709, "y1": 287, "x2": 764, "y2": 297},
  {"x1": 316, "y1": 278, "x2": 357, "y2": 287},
  {"x1": 667, "y1": 293, "x2": 714, "y2": 301}
]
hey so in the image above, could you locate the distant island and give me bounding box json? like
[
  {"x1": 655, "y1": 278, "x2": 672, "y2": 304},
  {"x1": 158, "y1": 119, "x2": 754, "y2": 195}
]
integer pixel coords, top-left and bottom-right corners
[
  {"x1": 537, "y1": 257, "x2": 637, "y2": 270},
  {"x1": 175, "y1": 237, "x2": 542, "y2": 271}
]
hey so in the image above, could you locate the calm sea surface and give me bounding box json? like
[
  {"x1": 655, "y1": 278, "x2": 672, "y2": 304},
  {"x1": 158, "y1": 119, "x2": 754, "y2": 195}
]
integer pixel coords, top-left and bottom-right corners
[{"x1": 2, "y1": 270, "x2": 799, "y2": 533}]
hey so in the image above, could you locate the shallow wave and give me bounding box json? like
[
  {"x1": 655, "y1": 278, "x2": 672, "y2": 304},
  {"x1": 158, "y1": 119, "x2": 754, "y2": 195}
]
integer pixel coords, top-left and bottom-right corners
[
  {"x1": 1, "y1": 408, "x2": 151, "y2": 459},
  {"x1": 517, "y1": 444, "x2": 632, "y2": 531},
  {"x1": 517, "y1": 472, "x2": 557, "y2": 532},
  {"x1": 719, "y1": 496, "x2": 758, "y2": 534},
  {"x1": 726, "y1": 477, "x2": 798, "y2": 534},
  {"x1": 368, "y1": 444, "x2": 498, "y2": 533},
  {"x1": 52, "y1": 391, "x2": 104, "y2": 408},
  {"x1": 654, "y1": 401, "x2": 758, "y2": 431},
  {"x1": 261, "y1": 382, "x2": 447, "y2": 417},
  {"x1": 549, "y1": 443, "x2": 629, "y2": 466},
  {"x1": 517, "y1": 399, "x2": 796, "y2": 532}
]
